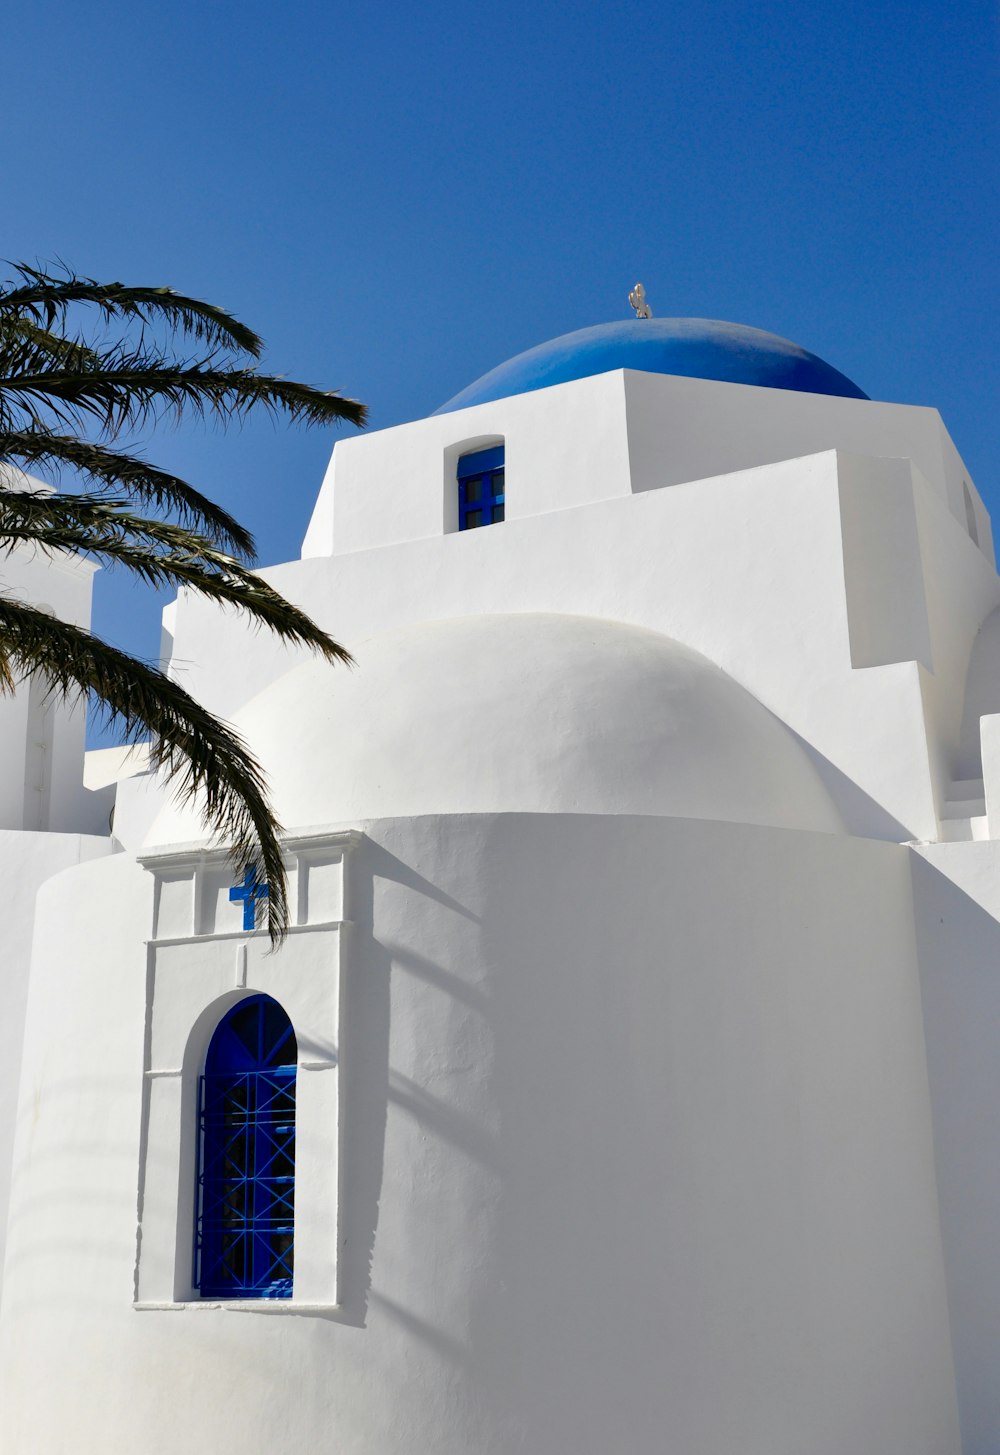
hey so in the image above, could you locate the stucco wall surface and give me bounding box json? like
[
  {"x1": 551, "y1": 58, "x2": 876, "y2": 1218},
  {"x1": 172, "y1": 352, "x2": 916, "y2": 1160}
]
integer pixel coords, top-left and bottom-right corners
[
  {"x1": 0, "y1": 831, "x2": 110, "y2": 1289},
  {"x1": 302, "y1": 369, "x2": 984, "y2": 562},
  {"x1": 0, "y1": 817, "x2": 959, "y2": 1455},
  {"x1": 0, "y1": 543, "x2": 103, "y2": 835},
  {"x1": 168, "y1": 447, "x2": 987, "y2": 840},
  {"x1": 902, "y1": 471, "x2": 1000, "y2": 787},
  {"x1": 911, "y1": 840, "x2": 1000, "y2": 1454},
  {"x1": 146, "y1": 614, "x2": 846, "y2": 847}
]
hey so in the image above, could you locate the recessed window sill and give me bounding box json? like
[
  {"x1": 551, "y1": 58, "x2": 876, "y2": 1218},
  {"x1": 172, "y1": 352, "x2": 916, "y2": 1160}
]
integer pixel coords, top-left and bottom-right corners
[{"x1": 134, "y1": 1299, "x2": 338, "y2": 1314}]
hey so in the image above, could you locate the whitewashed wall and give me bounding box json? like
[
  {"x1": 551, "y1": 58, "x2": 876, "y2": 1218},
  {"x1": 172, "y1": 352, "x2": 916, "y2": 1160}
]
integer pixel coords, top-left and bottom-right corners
[
  {"x1": 912, "y1": 839, "x2": 1000, "y2": 1455},
  {"x1": 0, "y1": 540, "x2": 104, "y2": 835},
  {"x1": 166, "y1": 445, "x2": 995, "y2": 842},
  {"x1": 146, "y1": 614, "x2": 847, "y2": 846},
  {"x1": 4, "y1": 364, "x2": 998, "y2": 1452},
  {"x1": 0, "y1": 833, "x2": 110, "y2": 1291},
  {"x1": 302, "y1": 368, "x2": 988, "y2": 561},
  {"x1": 0, "y1": 816, "x2": 960, "y2": 1455}
]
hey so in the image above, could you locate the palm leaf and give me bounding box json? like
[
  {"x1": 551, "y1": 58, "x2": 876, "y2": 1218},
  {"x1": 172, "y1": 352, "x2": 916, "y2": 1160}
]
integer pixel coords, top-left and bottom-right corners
[
  {"x1": 1, "y1": 354, "x2": 367, "y2": 435},
  {"x1": 0, "y1": 488, "x2": 353, "y2": 665},
  {"x1": 0, "y1": 262, "x2": 366, "y2": 942},
  {"x1": 0, "y1": 316, "x2": 103, "y2": 371},
  {"x1": 0, "y1": 263, "x2": 264, "y2": 358},
  {"x1": 0, "y1": 428, "x2": 255, "y2": 556},
  {"x1": 0, "y1": 595, "x2": 290, "y2": 944}
]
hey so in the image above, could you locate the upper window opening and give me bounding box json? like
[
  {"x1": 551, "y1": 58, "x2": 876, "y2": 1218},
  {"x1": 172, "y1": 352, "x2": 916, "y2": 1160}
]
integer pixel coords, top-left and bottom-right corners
[
  {"x1": 196, "y1": 994, "x2": 297, "y2": 1300},
  {"x1": 963, "y1": 481, "x2": 980, "y2": 547},
  {"x1": 458, "y1": 446, "x2": 505, "y2": 530}
]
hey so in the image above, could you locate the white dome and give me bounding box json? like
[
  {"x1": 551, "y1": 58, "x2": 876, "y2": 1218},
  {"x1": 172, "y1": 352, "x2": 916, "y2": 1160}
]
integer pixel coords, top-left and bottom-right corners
[{"x1": 146, "y1": 613, "x2": 843, "y2": 846}]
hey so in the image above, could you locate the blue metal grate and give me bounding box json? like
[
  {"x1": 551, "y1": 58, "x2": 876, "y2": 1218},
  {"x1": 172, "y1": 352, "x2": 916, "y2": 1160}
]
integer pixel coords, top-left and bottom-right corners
[
  {"x1": 458, "y1": 445, "x2": 505, "y2": 530},
  {"x1": 195, "y1": 995, "x2": 297, "y2": 1299}
]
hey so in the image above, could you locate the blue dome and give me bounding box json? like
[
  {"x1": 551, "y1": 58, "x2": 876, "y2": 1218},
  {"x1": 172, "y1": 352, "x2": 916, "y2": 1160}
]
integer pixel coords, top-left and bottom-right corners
[{"x1": 435, "y1": 317, "x2": 868, "y2": 413}]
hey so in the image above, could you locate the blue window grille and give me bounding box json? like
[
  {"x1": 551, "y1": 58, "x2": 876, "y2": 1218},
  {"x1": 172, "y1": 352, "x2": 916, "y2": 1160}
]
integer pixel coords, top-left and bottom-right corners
[
  {"x1": 458, "y1": 445, "x2": 505, "y2": 530},
  {"x1": 196, "y1": 994, "x2": 297, "y2": 1300}
]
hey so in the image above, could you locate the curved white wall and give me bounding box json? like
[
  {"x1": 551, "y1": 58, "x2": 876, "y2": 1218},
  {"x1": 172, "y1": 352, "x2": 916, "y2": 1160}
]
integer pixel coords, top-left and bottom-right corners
[
  {"x1": 147, "y1": 614, "x2": 845, "y2": 847},
  {"x1": 0, "y1": 831, "x2": 111, "y2": 1289},
  {"x1": 0, "y1": 815, "x2": 958, "y2": 1455}
]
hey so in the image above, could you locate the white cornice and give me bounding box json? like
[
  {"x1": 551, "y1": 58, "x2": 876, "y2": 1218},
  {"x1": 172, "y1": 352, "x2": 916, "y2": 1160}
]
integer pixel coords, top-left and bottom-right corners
[{"x1": 137, "y1": 826, "x2": 363, "y2": 870}]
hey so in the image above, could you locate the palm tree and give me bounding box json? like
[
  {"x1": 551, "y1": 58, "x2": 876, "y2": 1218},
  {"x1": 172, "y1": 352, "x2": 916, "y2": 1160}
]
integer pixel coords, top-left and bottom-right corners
[{"x1": 0, "y1": 262, "x2": 367, "y2": 944}]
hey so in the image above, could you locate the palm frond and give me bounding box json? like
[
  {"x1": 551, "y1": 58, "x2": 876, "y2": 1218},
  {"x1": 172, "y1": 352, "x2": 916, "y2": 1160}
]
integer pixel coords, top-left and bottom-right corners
[
  {"x1": 0, "y1": 595, "x2": 289, "y2": 944},
  {"x1": 0, "y1": 428, "x2": 255, "y2": 556},
  {"x1": 0, "y1": 315, "x2": 103, "y2": 371},
  {"x1": 0, "y1": 262, "x2": 264, "y2": 358},
  {"x1": 0, "y1": 489, "x2": 353, "y2": 665},
  {"x1": 0, "y1": 263, "x2": 366, "y2": 943},
  {"x1": 0, "y1": 353, "x2": 367, "y2": 436}
]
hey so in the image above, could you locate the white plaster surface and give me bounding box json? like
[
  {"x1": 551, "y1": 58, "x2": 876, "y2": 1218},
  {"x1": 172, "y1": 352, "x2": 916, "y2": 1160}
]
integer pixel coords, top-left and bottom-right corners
[
  {"x1": 303, "y1": 368, "x2": 987, "y2": 563},
  {"x1": 173, "y1": 446, "x2": 989, "y2": 843},
  {"x1": 0, "y1": 832, "x2": 110, "y2": 1290},
  {"x1": 0, "y1": 818, "x2": 961, "y2": 1455},
  {"x1": 0, "y1": 535, "x2": 106, "y2": 836},
  {"x1": 83, "y1": 741, "x2": 151, "y2": 791},
  {"x1": 3, "y1": 358, "x2": 1000, "y2": 1452},
  {"x1": 911, "y1": 840, "x2": 1000, "y2": 1455},
  {"x1": 146, "y1": 613, "x2": 846, "y2": 846}
]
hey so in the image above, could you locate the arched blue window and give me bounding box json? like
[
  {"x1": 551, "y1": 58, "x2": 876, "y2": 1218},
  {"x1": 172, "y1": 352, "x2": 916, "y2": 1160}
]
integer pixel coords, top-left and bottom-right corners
[
  {"x1": 458, "y1": 445, "x2": 505, "y2": 530},
  {"x1": 196, "y1": 994, "x2": 297, "y2": 1299}
]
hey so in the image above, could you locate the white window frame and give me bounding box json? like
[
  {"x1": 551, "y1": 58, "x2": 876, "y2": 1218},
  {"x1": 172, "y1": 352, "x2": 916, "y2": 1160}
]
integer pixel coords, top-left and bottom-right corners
[{"x1": 132, "y1": 828, "x2": 361, "y2": 1311}]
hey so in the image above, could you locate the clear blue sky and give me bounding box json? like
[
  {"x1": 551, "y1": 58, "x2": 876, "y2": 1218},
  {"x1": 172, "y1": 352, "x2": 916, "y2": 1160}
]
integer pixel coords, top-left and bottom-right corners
[{"x1": 4, "y1": 0, "x2": 997, "y2": 741}]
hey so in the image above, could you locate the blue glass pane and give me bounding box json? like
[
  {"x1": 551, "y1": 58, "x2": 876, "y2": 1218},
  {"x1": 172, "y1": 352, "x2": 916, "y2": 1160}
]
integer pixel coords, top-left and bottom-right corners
[
  {"x1": 197, "y1": 995, "x2": 297, "y2": 1299},
  {"x1": 205, "y1": 995, "x2": 296, "y2": 1076},
  {"x1": 458, "y1": 447, "x2": 505, "y2": 531}
]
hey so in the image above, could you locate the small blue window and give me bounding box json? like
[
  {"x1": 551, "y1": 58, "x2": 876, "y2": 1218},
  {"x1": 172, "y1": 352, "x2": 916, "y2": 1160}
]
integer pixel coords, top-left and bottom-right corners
[
  {"x1": 196, "y1": 994, "x2": 297, "y2": 1300},
  {"x1": 458, "y1": 446, "x2": 505, "y2": 530}
]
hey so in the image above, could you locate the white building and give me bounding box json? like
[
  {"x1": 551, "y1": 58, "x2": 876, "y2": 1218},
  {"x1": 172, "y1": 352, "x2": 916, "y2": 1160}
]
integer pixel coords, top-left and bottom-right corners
[{"x1": 2, "y1": 315, "x2": 1000, "y2": 1454}]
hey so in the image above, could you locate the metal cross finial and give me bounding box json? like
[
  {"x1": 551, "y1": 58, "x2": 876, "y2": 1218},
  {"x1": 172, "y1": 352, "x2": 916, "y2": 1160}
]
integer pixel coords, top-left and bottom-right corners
[
  {"x1": 629, "y1": 282, "x2": 652, "y2": 319},
  {"x1": 229, "y1": 864, "x2": 269, "y2": 931}
]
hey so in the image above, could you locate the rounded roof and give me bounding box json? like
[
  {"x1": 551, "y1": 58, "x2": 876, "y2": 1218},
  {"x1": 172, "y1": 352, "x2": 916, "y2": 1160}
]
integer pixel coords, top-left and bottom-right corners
[
  {"x1": 146, "y1": 614, "x2": 843, "y2": 847},
  {"x1": 435, "y1": 317, "x2": 868, "y2": 413}
]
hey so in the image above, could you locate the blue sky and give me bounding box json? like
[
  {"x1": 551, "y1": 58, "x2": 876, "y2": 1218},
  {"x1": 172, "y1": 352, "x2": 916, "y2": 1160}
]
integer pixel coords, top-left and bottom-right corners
[{"x1": 4, "y1": 0, "x2": 997, "y2": 741}]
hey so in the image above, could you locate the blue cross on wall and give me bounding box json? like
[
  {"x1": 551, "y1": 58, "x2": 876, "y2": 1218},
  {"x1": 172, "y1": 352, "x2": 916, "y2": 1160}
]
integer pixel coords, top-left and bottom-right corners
[{"x1": 229, "y1": 865, "x2": 269, "y2": 931}]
